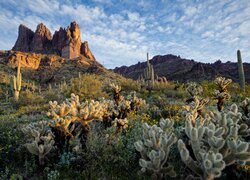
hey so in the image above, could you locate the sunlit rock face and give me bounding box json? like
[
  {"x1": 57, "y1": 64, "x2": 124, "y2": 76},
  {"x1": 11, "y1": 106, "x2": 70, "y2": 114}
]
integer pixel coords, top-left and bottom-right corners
[{"x1": 12, "y1": 21, "x2": 96, "y2": 61}]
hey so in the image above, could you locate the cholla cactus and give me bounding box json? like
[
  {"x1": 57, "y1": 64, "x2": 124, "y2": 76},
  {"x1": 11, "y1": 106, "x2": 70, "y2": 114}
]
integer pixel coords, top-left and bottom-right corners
[
  {"x1": 186, "y1": 82, "x2": 203, "y2": 103},
  {"x1": 178, "y1": 140, "x2": 225, "y2": 180},
  {"x1": 127, "y1": 91, "x2": 146, "y2": 111},
  {"x1": 110, "y1": 83, "x2": 123, "y2": 105},
  {"x1": 213, "y1": 77, "x2": 232, "y2": 111},
  {"x1": 241, "y1": 98, "x2": 250, "y2": 126},
  {"x1": 48, "y1": 93, "x2": 105, "y2": 132},
  {"x1": 102, "y1": 91, "x2": 146, "y2": 120},
  {"x1": 134, "y1": 119, "x2": 177, "y2": 179},
  {"x1": 178, "y1": 103, "x2": 250, "y2": 180},
  {"x1": 22, "y1": 121, "x2": 55, "y2": 165},
  {"x1": 183, "y1": 96, "x2": 209, "y2": 126}
]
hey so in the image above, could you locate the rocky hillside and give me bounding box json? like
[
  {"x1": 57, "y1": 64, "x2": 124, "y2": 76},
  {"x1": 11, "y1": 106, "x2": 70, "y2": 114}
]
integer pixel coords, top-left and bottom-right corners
[
  {"x1": 113, "y1": 54, "x2": 250, "y2": 84},
  {"x1": 0, "y1": 50, "x2": 106, "y2": 85}
]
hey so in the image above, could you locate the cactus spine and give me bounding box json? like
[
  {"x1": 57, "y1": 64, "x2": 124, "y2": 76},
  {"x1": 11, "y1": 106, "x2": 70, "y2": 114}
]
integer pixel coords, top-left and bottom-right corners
[
  {"x1": 12, "y1": 60, "x2": 22, "y2": 101},
  {"x1": 143, "y1": 52, "x2": 155, "y2": 93},
  {"x1": 237, "y1": 50, "x2": 245, "y2": 92}
]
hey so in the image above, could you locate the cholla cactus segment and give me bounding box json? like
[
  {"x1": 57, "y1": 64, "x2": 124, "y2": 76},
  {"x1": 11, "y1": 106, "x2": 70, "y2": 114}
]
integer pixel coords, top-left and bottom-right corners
[
  {"x1": 134, "y1": 118, "x2": 177, "y2": 179},
  {"x1": 111, "y1": 118, "x2": 129, "y2": 130},
  {"x1": 186, "y1": 82, "x2": 203, "y2": 98},
  {"x1": 22, "y1": 121, "x2": 55, "y2": 165}
]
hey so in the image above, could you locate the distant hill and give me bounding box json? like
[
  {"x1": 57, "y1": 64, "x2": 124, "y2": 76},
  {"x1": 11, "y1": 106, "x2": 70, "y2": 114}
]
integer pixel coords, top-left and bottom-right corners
[{"x1": 113, "y1": 54, "x2": 250, "y2": 84}]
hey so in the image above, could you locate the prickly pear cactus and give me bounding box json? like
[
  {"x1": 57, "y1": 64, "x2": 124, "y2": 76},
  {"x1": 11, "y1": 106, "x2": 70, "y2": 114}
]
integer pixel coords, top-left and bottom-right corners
[{"x1": 134, "y1": 119, "x2": 177, "y2": 179}]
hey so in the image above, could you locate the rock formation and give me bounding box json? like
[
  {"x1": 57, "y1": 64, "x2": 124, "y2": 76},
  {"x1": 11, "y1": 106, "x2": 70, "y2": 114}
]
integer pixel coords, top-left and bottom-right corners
[
  {"x1": 7, "y1": 51, "x2": 42, "y2": 69},
  {"x1": 81, "y1": 41, "x2": 96, "y2": 61},
  {"x1": 12, "y1": 21, "x2": 96, "y2": 61},
  {"x1": 30, "y1": 23, "x2": 52, "y2": 52},
  {"x1": 12, "y1": 24, "x2": 34, "y2": 52}
]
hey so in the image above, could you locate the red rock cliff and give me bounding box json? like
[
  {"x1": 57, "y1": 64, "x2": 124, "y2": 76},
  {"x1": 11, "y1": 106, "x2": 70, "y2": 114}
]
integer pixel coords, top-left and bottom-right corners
[{"x1": 12, "y1": 21, "x2": 96, "y2": 61}]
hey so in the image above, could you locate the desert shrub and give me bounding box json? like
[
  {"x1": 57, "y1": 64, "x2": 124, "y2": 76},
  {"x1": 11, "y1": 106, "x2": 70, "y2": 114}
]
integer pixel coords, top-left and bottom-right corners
[
  {"x1": 118, "y1": 78, "x2": 140, "y2": 92},
  {"x1": 69, "y1": 74, "x2": 108, "y2": 100},
  {"x1": 8, "y1": 89, "x2": 45, "y2": 111},
  {"x1": 81, "y1": 120, "x2": 142, "y2": 179}
]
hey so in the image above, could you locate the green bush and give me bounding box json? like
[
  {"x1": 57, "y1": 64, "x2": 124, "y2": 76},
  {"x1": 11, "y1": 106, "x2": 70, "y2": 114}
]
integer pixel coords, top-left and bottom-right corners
[{"x1": 69, "y1": 74, "x2": 108, "y2": 100}]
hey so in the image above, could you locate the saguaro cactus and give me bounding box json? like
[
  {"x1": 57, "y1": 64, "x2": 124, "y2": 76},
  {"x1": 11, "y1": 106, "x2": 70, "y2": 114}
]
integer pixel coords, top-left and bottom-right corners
[
  {"x1": 237, "y1": 50, "x2": 245, "y2": 92},
  {"x1": 12, "y1": 60, "x2": 22, "y2": 101},
  {"x1": 143, "y1": 52, "x2": 155, "y2": 93}
]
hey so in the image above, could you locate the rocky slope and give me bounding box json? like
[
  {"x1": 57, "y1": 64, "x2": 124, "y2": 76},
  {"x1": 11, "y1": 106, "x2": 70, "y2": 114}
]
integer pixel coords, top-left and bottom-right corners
[
  {"x1": 12, "y1": 21, "x2": 95, "y2": 61},
  {"x1": 113, "y1": 54, "x2": 250, "y2": 84},
  {"x1": 0, "y1": 50, "x2": 105, "y2": 85}
]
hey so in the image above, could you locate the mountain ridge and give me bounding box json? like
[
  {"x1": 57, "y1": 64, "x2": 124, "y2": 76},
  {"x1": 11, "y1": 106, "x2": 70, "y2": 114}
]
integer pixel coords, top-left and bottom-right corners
[{"x1": 113, "y1": 54, "x2": 250, "y2": 84}]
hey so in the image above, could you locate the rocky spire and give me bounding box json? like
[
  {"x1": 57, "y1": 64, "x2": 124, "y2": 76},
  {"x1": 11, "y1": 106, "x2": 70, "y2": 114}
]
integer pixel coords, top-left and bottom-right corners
[
  {"x1": 81, "y1": 41, "x2": 96, "y2": 61},
  {"x1": 30, "y1": 23, "x2": 52, "y2": 52},
  {"x1": 12, "y1": 24, "x2": 34, "y2": 52}
]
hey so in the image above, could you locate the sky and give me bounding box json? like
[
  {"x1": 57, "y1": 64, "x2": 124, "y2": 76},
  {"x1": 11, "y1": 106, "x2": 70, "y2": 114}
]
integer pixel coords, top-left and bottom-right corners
[{"x1": 0, "y1": 0, "x2": 250, "y2": 68}]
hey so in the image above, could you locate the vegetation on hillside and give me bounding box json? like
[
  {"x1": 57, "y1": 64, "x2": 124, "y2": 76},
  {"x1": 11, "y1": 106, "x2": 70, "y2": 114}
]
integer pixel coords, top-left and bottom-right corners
[{"x1": 0, "y1": 63, "x2": 250, "y2": 179}]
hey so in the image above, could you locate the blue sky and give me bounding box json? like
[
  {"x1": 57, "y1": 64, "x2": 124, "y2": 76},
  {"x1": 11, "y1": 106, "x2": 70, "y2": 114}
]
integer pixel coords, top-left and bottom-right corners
[{"x1": 0, "y1": 0, "x2": 250, "y2": 68}]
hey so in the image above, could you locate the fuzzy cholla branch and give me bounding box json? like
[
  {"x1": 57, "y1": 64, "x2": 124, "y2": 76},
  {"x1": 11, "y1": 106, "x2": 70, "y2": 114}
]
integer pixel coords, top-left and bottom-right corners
[
  {"x1": 134, "y1": 119, "x2": 177, "y2": 179},
  {"x1": 111, "y1": 118, "x2": 129, "y2": 132},
  {"x1": 213, "y1": 77, "x2": 232, "y2": 112},
  {"x1": 22, "y1": 121, "x2": 55, "y2": 165}
]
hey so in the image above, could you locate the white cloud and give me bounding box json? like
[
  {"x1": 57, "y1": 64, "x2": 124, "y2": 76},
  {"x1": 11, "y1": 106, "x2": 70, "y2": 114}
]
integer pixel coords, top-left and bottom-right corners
[{"x1": 1, "y1": 0, "x2": 250, "y2": 68}]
